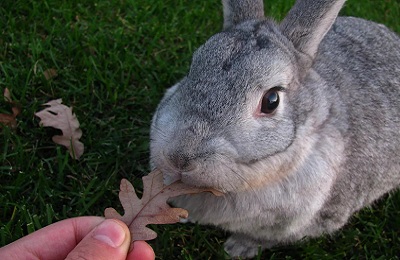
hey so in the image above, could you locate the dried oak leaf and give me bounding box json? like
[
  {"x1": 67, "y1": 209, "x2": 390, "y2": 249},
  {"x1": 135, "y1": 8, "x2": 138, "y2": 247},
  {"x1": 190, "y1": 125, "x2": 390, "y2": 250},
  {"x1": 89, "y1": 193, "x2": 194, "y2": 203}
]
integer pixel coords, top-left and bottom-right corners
[
  {"x1": 35, "y1": 99, "x2": 84, "y2": 159},
  {"x1": 0, "y1": 88, "x2": 21, "y2": 129},
  {"x1": 105, "y1": 169, "x2": 223, "y2": 241}
]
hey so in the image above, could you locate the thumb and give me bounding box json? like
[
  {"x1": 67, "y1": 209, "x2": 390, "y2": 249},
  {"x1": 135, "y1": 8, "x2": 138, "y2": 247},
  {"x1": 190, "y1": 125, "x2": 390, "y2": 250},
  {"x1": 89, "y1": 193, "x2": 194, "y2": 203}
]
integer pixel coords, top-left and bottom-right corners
[{"x1": 65, "y1": 219, "x2": 130, "y2": 260}]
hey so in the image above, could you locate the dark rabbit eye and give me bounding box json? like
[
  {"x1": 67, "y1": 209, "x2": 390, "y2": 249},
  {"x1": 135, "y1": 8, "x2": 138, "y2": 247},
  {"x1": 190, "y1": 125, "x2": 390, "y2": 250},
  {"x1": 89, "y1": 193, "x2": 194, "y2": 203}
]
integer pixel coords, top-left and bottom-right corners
[{"x1": 261, "y1": 88, "x2": 281, "y2": 114}]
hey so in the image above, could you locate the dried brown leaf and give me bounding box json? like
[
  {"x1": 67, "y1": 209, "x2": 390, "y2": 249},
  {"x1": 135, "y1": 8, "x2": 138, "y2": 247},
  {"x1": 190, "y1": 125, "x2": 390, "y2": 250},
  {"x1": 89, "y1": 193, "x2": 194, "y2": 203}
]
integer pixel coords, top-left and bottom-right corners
[
  {"x1": 0, "y1": 88, "x2": 21, "y2": 129},
  {"x1": 35, "y1": 99, "x2": 84, "y2": 159},
  {"x1": 43, "y1": 68, "x2": 58, "y2": 80},
  {"x1": 0, "y1": 113, "x2": 17, "y2": 128},
  {"x1": 4, "y1": 88, "x2": 11, "y2": 102},
  {"x1": 105, "y1": 169, "x2": 223, "y2": 241}
]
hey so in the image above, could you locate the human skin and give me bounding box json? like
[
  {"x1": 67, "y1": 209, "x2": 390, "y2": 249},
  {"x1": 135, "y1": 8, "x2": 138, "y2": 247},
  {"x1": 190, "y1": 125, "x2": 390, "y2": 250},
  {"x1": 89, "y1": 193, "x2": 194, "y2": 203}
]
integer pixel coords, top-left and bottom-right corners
[{"x1": 0, "y1": 216, "x2": 155, "y2": 260}]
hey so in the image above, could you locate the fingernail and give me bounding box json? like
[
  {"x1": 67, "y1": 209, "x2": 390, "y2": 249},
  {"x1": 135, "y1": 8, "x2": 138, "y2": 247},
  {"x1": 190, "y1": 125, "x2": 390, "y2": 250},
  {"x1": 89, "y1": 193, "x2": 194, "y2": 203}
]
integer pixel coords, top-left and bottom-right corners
[{"x1": 93, "y1": 219, "x2": 126, "y2": 248}]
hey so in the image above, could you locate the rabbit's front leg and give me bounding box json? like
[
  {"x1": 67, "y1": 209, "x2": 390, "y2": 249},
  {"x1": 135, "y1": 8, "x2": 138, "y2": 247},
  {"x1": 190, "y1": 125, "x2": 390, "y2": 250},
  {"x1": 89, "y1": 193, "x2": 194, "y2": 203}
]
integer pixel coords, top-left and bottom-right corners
[{"x1": 224, "y1": 233, "x2": 276, "y2": 259}]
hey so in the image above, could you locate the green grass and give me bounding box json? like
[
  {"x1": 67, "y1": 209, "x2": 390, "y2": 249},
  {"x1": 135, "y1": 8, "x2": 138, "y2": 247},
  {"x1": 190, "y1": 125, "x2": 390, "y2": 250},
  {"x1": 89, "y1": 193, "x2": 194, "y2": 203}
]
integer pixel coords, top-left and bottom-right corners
[{"x1": 1, "y1": 0, "x2": 399, "y2": 259}]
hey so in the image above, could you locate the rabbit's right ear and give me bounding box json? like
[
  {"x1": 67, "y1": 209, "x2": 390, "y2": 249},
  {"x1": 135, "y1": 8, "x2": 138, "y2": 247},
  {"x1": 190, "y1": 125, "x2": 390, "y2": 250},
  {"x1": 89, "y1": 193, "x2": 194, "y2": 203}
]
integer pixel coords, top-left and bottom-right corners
[
  {"x1": 222, "y1": 0, "x2": 265, "y2": 30},
  {"x1": 280, "y1": 0, "x2": 346, "y2": 64}
]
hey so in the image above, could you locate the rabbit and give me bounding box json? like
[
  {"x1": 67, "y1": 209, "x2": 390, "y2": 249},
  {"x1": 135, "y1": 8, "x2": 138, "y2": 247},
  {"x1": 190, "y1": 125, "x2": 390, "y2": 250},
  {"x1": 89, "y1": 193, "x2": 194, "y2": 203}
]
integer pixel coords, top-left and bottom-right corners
[{"x1": 150, "y1": 0, "x2": 400, "y2": 258}]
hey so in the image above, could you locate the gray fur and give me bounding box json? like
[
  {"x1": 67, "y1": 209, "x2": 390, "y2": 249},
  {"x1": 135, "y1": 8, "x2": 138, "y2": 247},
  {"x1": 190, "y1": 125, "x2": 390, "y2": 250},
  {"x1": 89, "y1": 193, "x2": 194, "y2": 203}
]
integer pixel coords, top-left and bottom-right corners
[
  {"x1": 223, "y1": 0, "x2": 265, "y2": 29},
  {"x1": 150, "y1": 0, "x2": 400, "y2": 258}
]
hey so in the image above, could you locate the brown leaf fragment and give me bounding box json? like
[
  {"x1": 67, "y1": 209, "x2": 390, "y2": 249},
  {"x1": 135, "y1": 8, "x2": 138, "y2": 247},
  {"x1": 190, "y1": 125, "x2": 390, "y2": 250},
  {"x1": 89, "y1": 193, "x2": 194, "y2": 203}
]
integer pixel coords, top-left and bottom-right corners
[
  {"x1": 105, "y1": 169, "x2": 223, "y2": 241},
  {"x1": 0, "y1": 88, "x2": 21, "y2": 129},
  {"x1": 4, "y1": 88, "x2": 11, "y2": 102},
  {"x1": 0, "y1": 113, "x2": 17, "y2": 128},
  {"x1": 43, "y1": 68, "x2": 58, "y2": 80},
  {"x1": 35, "y1": 99, "x2": 84, "y2": 159}
]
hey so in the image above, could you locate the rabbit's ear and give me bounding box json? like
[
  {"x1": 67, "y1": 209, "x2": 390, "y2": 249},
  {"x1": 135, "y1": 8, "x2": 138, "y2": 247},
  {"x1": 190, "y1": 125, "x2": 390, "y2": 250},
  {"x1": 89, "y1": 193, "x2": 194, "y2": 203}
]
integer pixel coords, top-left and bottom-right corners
[
  {"x1": 280, "y1": 0, "x2": 346, "y2": 61},
  {"x1": 222, "y1": 0, "x2": 265, "y2": 30}
]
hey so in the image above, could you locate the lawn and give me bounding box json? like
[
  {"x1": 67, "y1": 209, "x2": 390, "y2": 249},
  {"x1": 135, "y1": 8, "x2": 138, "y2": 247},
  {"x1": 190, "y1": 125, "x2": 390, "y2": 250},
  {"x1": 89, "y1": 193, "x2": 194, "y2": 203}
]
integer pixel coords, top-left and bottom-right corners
[{"x1": 1, "y1": 0, "x2": 400, "y2": 259}]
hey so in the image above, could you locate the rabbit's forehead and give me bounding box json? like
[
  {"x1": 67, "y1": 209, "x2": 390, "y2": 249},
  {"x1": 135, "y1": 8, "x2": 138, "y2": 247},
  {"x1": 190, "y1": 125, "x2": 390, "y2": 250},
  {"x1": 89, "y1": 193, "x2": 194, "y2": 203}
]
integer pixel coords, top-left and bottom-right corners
[{"x1": 188, "y1": 28, "x2": 294, "y2": 84}]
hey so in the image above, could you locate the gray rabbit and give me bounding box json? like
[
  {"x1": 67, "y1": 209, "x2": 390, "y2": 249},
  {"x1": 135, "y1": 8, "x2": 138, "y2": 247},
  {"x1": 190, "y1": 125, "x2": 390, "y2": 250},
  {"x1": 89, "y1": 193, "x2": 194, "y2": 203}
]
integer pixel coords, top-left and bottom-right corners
[{"x1": 150, "y1": 0, "x2": 400, "y2": 258}]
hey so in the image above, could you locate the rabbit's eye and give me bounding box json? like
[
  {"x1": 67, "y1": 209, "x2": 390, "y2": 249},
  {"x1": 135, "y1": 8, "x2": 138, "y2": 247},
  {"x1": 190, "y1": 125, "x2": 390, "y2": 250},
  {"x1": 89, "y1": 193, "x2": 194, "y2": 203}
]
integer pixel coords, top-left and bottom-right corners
[{"x1": 261, "y1": 88, "x2": 280, "y2": 114}]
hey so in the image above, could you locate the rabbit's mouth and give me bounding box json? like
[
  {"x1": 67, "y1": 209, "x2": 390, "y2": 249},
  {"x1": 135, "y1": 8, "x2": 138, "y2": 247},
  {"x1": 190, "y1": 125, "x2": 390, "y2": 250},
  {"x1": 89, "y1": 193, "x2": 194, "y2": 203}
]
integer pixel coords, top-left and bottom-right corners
[{"x1": 159, "y1": 167, "x2": 226, "y2": 194}]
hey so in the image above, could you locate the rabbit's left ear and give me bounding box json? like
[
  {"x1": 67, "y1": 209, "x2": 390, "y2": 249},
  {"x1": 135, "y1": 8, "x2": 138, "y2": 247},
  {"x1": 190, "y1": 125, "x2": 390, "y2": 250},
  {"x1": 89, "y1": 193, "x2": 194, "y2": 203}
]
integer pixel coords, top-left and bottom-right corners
[
  {"x1": 222, "y1": 0, "x2": 265, "y2": 30},
  {"x1": 280, "y1": 0, "x2": 346, "y2": 61}
]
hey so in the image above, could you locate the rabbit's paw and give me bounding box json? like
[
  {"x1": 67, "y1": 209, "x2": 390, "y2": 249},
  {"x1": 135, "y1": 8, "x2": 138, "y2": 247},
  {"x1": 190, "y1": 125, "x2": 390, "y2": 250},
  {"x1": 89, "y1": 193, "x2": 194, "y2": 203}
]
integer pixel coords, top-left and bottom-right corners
[
  {"x1": 179, "y1": 216, "x2": 190, "y2": 223},
  {"x1": 224, "y1": 235, "x2": 263, "y2": 259}
]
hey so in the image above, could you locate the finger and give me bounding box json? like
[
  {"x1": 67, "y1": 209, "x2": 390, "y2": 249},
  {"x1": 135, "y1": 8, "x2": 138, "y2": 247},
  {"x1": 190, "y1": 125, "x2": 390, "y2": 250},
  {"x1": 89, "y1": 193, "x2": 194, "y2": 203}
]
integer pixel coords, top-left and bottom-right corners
[
  {"x1": 0, "y1": 216, "x2": 104, "y2": 260},
  {"x1": 65, "y1": 219, "x2": 131, "y2": 260},
  {"x1": 127, "y1": 241, "x2": 155, "y2": 260}
]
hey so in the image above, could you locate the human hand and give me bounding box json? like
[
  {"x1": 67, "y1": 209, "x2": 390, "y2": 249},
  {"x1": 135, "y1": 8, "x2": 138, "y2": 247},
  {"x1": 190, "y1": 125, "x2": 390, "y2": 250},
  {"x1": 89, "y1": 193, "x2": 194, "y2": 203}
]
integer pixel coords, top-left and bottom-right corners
[{"x1": 0, "y1": 216, "x2": 155, "y2": 260}]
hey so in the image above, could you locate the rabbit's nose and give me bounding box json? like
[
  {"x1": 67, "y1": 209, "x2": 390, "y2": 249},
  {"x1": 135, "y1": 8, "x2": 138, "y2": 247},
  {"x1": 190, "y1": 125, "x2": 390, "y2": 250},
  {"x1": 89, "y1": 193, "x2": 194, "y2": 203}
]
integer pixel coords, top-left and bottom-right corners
[{"x1": 167, "y1": 151, "x2": 196, "y2": 172}]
